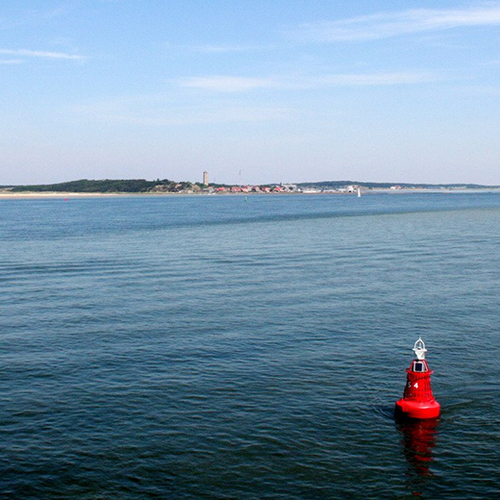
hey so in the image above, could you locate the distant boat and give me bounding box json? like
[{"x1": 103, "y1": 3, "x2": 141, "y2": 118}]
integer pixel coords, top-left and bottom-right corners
[{"x1": 357, "y1": 188, "x2": 361, "y2": 197}]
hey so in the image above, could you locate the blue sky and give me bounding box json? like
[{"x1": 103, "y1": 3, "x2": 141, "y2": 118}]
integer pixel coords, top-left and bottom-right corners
[{"x1": 2, "y1": 1, "x2": 500, "y2": 185}]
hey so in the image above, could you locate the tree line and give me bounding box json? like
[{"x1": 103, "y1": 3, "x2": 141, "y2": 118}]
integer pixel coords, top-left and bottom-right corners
[{"x1": 11, "y1": 179, "x2": 196, "y2": 193}]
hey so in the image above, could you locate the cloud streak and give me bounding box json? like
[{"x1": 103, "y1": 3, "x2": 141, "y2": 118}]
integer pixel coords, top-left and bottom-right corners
[
  {"x1": 176, "y1": 71, "x2": 440, "y2": 92},
  {"x1": 72, "y1": 96, "x2": 291, "y2": 126},
  {"x1": 165, "y1": 42, "x2": 260, "y2": 54},
  {"x1": 0, "y1": 59, "x2": 23, "y2": 65},
  {"x1": 290, "y1": 4, "x2": 500, "y2": 42},
  {"x1": 0, "y1": 48, "x2": 84, "y2": 60},
  {"x1": 177, "y1": 76, "x2": 279, "y2": 92}
]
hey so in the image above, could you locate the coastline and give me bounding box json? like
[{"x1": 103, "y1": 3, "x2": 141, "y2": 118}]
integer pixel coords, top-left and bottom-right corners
[
  {"x1": 0, "y1": 191, "x2": 193, "y2": 199},
  {"x1": 1, "y1": 188, "x2": 499, "y2": 200}
]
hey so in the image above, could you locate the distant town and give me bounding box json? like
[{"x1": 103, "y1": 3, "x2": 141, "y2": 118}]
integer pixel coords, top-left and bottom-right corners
[{"x1": 1, "y1": 171, "x2": 498, "y2": 195}]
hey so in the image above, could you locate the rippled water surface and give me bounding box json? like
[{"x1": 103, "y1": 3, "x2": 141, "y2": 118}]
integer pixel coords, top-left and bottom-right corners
[{"x1": 1, "y1": 193, "x2": 500, "y2": 499}]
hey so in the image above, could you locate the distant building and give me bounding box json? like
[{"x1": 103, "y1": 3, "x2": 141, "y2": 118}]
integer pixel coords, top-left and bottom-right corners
[{"x1": 203, "y1": 171, "x2": 209, "y2": 185}]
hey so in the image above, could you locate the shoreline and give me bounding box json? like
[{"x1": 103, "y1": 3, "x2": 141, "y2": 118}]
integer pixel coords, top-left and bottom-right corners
[
  {"x1": 1, "y1": 188, "x2": 499, "y2": 200},
  {"x1": 0, "y1": 191, "x2": 197, "y2": 199}
]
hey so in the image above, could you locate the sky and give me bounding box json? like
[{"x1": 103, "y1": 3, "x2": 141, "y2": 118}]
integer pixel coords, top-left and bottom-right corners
[{"x1": 1, "y1": 0, "x2": 500, "y2": 185}]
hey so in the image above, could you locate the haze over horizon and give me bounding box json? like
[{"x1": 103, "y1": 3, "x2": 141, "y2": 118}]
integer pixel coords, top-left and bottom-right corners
[{"x1": 2, "y1": 1, "x2": 500, "y2": 186}]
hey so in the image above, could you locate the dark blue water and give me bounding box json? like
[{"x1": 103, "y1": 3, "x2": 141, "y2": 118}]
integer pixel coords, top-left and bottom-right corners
[{"x1": 1, "y1": 193, "x2": 499, "y2": 499}]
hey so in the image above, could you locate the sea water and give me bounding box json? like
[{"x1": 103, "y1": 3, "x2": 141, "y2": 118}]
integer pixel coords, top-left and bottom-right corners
[{"x1": 1, "y1": 192, "x2": 499, "y2": 499}]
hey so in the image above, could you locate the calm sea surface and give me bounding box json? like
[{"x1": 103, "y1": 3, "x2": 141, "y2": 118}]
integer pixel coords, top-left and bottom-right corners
[{"x1": 1, "y1": 192, "x2": 500, "y2": 499}]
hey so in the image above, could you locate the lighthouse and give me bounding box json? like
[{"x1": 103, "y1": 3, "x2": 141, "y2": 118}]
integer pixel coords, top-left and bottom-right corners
[{"x1": 395, "y1": 338, "x2": 440, "y2": 419}]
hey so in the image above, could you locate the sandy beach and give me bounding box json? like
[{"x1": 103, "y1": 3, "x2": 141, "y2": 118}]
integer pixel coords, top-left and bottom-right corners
[
  {"x1": 0, "y1": 192, "x2": 122, "y2": 199},
  {"x1": 0, "y1": 191, "x2": 188, "y2": 199}
]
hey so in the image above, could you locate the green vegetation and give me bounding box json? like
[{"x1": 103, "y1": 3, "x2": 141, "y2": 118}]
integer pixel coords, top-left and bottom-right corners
[{"x1": 10, "y1": 179, "x2": 197, "y2": 193}]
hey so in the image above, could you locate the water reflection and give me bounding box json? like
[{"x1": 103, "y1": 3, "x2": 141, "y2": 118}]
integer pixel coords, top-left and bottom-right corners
[{"x1": 397, "y1": 417, "x2": 439, "y2": 477}]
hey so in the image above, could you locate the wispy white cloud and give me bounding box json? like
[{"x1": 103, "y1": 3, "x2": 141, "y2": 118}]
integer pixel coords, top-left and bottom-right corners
[
  {"x1": 177, "y1": 76, "x2": 279, "y2": 92},
  {"x1": 163, "y1": 42, "x2": 265, "y2": 54},
  {"x1": 0, "y1": 59, "x2": 23, "y2": 65},
  {"x1": 0, "y1": 48, "x2": 84, "y2": 60},
  {"x1": 289, "y1": 4, "x2": 500, "y2": 42},
  {"x1": 72, "y1": 96, "x2": 291, "y2": 126},
  {"x1": 191, "y1": 45, "x2": 249, "y2": 53},
  {"x1": 317, "y1": 72, "x2": 439, "y2": 86},
  {"x1": 176, "y1": 71, "x2": 440, "y2": 92},
  {"x1": 481, "y1": 58, "x2": 500, "y2": 66}
]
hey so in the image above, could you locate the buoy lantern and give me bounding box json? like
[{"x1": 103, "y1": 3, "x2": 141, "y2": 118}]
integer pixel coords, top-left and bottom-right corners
[{"x1": 395, "y1": 338, "x2": 440, "y2": 419}]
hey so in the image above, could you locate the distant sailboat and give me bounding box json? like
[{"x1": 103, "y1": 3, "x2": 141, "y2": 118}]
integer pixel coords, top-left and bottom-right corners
[{"x1": 357, "y1": 187, "x2": 361, "y2": 197}]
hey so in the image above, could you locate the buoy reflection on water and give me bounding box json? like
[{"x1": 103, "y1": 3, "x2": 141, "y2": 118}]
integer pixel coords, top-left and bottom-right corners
[{"x1": 398, "y1": 417, "x2": 439, "y2": 477}]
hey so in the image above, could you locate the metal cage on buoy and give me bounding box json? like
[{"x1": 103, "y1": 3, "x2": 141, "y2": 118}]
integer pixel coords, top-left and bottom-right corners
[{"x1": 395, "y1": 338, "x2": 440, "y2": 420}]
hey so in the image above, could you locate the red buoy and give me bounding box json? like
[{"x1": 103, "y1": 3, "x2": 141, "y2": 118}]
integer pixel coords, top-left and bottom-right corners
[{"x1": 395, "y1": 338, "x2": 440, "y2": 420}]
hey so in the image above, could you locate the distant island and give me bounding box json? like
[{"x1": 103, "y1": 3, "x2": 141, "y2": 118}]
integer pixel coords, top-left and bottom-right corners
[
  {"x1": 1, "y1": 178, "x2": 498, "y2": 195},
  {"x1": 6, "y1": 179, "x2": 195, "y2": 194}
]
